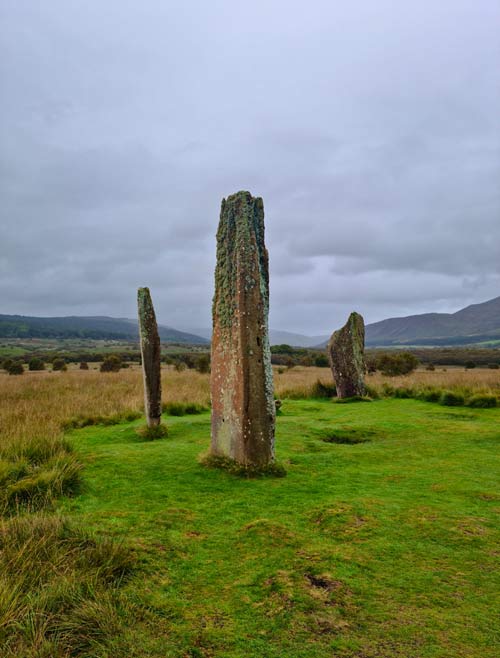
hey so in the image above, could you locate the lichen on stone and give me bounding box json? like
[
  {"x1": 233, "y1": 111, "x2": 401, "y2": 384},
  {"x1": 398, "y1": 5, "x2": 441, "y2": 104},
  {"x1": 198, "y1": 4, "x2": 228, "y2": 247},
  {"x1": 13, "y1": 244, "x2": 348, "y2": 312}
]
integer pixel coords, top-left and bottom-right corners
[
  {"x1": 327, "y1": 312, "x2": 366, "y2": 399},
  {"x1": 210, "y1": 191, "x2": 276, "y2": 467},
  {"x1": 137, "y1": 287, "x2": 162, "y2": 428}
]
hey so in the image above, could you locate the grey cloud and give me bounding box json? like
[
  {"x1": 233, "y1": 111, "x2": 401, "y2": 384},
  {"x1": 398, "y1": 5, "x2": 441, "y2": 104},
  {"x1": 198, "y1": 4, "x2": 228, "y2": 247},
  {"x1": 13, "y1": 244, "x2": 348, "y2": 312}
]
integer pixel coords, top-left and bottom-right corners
[{"x1": 0, "y1": 0, "x2": 499, "y2": 333}]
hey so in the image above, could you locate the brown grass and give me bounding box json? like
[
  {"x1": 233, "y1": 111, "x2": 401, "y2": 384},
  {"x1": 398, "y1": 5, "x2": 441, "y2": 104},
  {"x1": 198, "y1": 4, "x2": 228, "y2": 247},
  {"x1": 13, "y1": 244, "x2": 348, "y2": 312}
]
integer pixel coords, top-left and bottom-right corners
[
  {"x1": 367, "y1": 367, "x2": 500, "y2": 394},
  {"x1": 1, "y1": 365, "x2": 499, "y2": 453},
  {"x1": 0, "y1": 368, "x2": 208, "y2": 453}
]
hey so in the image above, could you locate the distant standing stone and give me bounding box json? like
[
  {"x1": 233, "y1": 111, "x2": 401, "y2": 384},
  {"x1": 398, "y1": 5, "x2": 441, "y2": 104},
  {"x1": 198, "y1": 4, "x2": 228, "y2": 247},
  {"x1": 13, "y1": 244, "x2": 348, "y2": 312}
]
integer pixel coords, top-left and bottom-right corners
[
  {"x1": 327, "y1": 312, "x2": 366, "y2": 398},
  {"x1": 137, "y1": 287, "x2": 162, "y2": 427},
  {"x1": 210, "y1": 191, "x2": 275, "y2": 466}
]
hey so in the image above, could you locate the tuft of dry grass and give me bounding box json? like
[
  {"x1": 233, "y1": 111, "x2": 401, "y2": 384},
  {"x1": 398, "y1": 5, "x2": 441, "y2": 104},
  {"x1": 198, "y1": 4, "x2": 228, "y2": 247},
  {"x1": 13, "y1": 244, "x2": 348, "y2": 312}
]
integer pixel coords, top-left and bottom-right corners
[
  {"x1": 0, "y1": 370, "x2": 143, "y2": 655},
  {"x1": 0, "y1": 513, "x2": 134, "y2": 656}
]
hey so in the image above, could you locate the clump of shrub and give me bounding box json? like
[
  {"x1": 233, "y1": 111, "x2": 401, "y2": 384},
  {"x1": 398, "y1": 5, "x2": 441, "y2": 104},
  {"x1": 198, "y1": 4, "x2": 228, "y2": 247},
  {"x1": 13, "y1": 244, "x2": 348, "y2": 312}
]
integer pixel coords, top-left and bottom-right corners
[
  {"x1": 195, "y1": 354, "x2": 210, "y2": 374},
  {"x1": 6, "y1": 361, "x2": 24, "y2": 375},
  {"x1": 439, "y1": 390, "x2": 465, "y2": 407},
  {"x1": 466, "y1": 394, "x2": 497, "y2": 409},
  {"x1": 377, "y1": 352, "x2": 419, "y2": 376},
  {"x1": 28, "y1": 357, "x2": 45, "y2": 371},
  {"x1": 52, "y1": 358, "x2": 67, "y2": 372},
  {"x1": 314, "y1": 354, "x2": 329, "y2": 367},
  {"x1": 417, "y1": 387, "x2": 442, "y2": 403},
  {"x1": 100, "y1": 355, "x2": 122, "y2": 372},
  {"x1": 391, "y1": 386, "x2": 414, "y2": 399},
  {"x1": 199, "y1": 453, "x2": 287, "y2": 478},
  {"x1": 162, "y1": 402, "x2": 208, "y2": 416},
  {"x1": 488, "y1": 363, "x2": 499, "y2": 370},
  {"x1": 80, "y1": 361, "x2": 89, "y2": 370},
  {"x1": 425, "y1": 363, "x2": 435, "y2": 371},
  {"x1": 465, "y1": 361, "x2": 476, "y2": 370},
  {"x1": 2, "y1": 358, "x2": 14, "y2": 371},
  {"x1": 136, "y1": 424, "x2": 169, "y2": 440}
]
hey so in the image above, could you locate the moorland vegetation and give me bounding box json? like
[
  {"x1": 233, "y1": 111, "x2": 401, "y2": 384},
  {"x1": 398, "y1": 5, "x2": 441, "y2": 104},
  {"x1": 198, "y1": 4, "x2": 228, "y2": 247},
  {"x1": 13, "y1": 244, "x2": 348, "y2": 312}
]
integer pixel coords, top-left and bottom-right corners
[{"x1": 0, "y1": 366, "x2": 499, "y2": 656}]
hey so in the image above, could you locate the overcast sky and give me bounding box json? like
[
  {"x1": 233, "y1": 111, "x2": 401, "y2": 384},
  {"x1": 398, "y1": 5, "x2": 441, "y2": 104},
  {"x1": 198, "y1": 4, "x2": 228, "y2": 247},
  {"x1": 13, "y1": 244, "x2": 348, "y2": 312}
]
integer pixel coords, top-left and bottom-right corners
[{"x1": 1, "y1": 1, "x2": 499, "y2": 334}]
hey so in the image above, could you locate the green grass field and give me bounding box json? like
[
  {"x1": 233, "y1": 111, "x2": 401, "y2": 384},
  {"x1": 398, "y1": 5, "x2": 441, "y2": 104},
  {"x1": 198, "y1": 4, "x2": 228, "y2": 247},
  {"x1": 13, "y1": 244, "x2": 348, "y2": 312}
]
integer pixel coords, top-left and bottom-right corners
[{"x1": 55, "y1": 399, "x2": 500, "y2": 657}]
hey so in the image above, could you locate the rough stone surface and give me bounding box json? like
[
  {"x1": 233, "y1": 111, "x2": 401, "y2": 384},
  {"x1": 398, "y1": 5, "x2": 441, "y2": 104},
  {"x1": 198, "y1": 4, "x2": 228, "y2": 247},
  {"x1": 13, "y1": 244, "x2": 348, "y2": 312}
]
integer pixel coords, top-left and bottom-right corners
[
  {"x1": 327, "y1": 312, "x2": 366, "y2": 398},
  {"x1": 137, "y1": 287, "x2": 162, "y2": 427},
  {"x1": 210, "y1": 191, "x2": 275, "y2": 466}
]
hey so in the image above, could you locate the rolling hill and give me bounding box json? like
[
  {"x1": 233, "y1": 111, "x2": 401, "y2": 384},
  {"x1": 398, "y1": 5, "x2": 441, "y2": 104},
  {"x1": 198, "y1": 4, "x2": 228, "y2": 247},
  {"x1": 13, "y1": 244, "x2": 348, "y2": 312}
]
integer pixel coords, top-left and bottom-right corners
[
  {"x1": 2, "y1": 296, "x2": 499, "y2": 348},
  {"x1": 364, "y1": 296, "x2": 500, "y2": 347},
  {"x1": 0, "y1": 315, "x2": 208, "y2": 345}
]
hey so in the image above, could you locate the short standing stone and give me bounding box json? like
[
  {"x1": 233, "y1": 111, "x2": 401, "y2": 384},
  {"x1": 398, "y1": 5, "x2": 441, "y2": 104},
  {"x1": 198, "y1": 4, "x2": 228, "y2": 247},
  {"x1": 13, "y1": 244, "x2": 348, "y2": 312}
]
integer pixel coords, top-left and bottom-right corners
[
  {"x1": 327, "y1": 312, "x2": 366, "y2": 398},
  {"x1": 210, "y1": 191, "x2": 275, "y2": 466},
  {"x1": 137, "y1": 287, "x2": 162, "y2": 427}
]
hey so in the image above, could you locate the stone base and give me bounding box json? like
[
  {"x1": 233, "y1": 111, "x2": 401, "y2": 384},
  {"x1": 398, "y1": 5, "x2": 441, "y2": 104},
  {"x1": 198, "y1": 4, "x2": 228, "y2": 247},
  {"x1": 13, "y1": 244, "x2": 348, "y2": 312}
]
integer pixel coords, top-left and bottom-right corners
[
  {"x1": 135, "y1": 424, "x2": 168, "y2": 440},
  {"x1": 199, "y1": 452, "x2": 286, "y2": 478}
]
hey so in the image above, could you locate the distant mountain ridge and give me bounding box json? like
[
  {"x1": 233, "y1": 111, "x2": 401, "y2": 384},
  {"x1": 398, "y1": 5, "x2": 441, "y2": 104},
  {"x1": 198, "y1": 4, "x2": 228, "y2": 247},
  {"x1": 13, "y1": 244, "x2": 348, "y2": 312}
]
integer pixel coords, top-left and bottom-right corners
[
  {"x1": 362, "y1": 296, "x2": 500, "y2": 346},
  {"x1": 187, "y1": 297, "x2": 500, "y2": 347},
  {"x1": 2, "y1": 296, "x2": 499, "y2": 348},
  {"x1": 0, "y1": 314, "x2": 208, "y2": 345}
]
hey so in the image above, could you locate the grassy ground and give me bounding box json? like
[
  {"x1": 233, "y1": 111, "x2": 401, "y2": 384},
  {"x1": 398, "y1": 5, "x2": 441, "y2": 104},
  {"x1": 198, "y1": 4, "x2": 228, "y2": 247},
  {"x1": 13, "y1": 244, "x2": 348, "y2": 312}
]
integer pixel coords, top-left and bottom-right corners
[
  {"x1": 55, "y1": 398, "x2": 500, "y2": 658},
  {"x1": 1, "y1": 369, "x2": 499, "y2": 655},
  {"x1": 1, "y1": 367, "x2": 499, "y2": 453}
]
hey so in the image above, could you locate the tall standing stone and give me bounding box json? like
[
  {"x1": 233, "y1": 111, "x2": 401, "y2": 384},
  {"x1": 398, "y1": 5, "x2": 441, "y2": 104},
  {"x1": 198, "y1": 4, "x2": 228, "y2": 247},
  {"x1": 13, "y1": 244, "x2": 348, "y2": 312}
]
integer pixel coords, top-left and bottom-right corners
[
  {"x1": 137, "y1": 287, "x2": 162, "y2": 427},
  {"x1": 210, "y1": 191, "x2": 275, "y2": 466},
  {"x1": 327, "y1": 312, "x2": 366, "y2": 398}
]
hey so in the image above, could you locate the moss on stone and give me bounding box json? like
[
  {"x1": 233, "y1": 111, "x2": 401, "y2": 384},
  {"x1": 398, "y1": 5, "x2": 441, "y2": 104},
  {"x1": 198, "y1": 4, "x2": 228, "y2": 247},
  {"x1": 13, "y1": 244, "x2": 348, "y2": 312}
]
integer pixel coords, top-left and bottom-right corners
[
  {"x1": 199, "y1": 453, "x2": 286, "y2": 478},
  {"x1": 211, "y1": 191, "x2": 275, "y2": 467},
  {"x1": 137, "y1": 287, "x2": 163, "y2": 429},
  {"x1": 327, "y1": 312, "x2": 366, "y2": 399}
]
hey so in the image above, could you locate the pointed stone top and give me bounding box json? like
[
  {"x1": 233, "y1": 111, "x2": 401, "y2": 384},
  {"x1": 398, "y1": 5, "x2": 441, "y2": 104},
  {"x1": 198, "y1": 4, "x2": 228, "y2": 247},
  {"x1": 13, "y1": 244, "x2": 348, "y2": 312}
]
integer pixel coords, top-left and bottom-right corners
[
  {"x1": 221, "y1": 192, "x2": 264, "y2": 216},
  {"x1": 224, "y1": 190, "x2": 260, "y2": 202},
  {"x1": 347, "y1": 311, "x2": 364, "y2": 325},
  {"x1": 211, "y1": 190, "x2": 275, "y2": 466},
  {"x1": 331, "y1": 311, "x2": 364, "y2": 341},
  {"x1": 328, "y1": 311, "x2": 366, "y2": 398}
]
